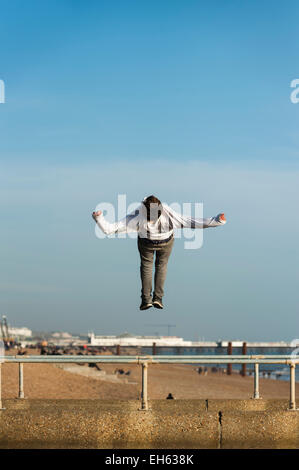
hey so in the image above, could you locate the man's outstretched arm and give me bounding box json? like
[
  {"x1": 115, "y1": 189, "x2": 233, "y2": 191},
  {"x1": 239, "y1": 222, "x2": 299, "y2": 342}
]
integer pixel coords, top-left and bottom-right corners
[
  {"x1": 92, "y1": 209, "x2": 139, "y2": 235},
  {"x1": 163, "y1": 204, "x2": 226, "y2": 229}
]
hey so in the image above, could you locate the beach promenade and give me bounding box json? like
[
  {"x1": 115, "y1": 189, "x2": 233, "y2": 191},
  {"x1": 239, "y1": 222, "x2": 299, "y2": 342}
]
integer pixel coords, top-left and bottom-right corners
[
  {"x1": 2, "y1": 358, "x2": 298, "y2": 400},
  {"x1": 0, "y1": 398, "x2": 298, "y2": 449},
  {"x1": 1, "y1": 356, "x2": 298, "y2": 448}
]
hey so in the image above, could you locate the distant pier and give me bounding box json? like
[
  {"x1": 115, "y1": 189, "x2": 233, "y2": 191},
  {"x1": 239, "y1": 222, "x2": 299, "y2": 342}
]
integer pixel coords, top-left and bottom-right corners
[{"x1": 88, "y1": 333, "x2": 294, "y2": 349}]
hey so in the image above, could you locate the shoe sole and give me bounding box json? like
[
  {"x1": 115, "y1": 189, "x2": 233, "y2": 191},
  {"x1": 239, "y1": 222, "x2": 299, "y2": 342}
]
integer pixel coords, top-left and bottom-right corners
[
  {"x1": 140, "y1": 304, "x2": 153, "y2": 310},
  {"x1": 153, "y1": 301, "x2": 163, "y2": 309}
]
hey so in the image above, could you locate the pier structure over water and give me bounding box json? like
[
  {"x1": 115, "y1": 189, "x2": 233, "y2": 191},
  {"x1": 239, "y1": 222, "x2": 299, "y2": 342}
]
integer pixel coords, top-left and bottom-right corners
[{"x1": 88, "y1": 333, "x2": 296, "y2": 349}]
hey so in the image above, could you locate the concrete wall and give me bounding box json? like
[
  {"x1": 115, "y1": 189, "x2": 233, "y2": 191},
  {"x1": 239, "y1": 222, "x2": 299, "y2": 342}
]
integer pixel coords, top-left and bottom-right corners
[{"x1": 0, "y1": 399, "x2": 298, "y2": 449}]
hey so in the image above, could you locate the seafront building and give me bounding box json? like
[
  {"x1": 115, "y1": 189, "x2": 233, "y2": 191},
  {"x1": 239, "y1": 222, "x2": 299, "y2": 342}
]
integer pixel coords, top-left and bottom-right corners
[{"x1": 8, "y1": 326, "x2": 32, "y2": 339}]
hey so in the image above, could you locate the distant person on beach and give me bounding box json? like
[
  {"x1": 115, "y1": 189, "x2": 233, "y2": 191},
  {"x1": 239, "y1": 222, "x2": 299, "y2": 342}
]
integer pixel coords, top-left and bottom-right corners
[{"x1": 92, "y1": 195, "x2": 226, "y2": 310}]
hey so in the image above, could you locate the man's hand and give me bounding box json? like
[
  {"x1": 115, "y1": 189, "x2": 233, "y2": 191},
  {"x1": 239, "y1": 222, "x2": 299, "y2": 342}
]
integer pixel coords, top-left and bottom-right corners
[
  {"x1": 92, "y1": 210, "x2": 102, "y2": 221},
  {"x1": 216, "y1": 213, "x2": 226, "y2": 223}
]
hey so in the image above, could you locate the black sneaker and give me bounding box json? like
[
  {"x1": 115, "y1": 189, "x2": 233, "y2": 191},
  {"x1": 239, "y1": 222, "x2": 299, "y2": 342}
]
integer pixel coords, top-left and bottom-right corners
[
  {"x1": 139, "y1": 301, "x2": 153, "y2": 310},
  {"x1": 153, "y1": 298, "x2": 163, "y2": 309}
]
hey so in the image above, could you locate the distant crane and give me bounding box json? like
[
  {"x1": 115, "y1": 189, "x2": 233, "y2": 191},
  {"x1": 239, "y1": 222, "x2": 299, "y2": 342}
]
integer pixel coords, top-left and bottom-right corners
[
  {"x1": 144, "y1": 324, "x2": 176, "y2": 336},
  {"x1": 1, "y1": 315, "x2": 11, "y2": 347},
  {"x1": 1, "y1": 315, "x2": 9, "y2": 340}
]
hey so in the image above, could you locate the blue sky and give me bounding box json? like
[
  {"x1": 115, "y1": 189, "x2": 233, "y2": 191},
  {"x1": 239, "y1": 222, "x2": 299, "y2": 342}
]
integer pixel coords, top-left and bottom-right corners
[{"x1": 0, "y1": 1, "x2": 298, "y2": 341}]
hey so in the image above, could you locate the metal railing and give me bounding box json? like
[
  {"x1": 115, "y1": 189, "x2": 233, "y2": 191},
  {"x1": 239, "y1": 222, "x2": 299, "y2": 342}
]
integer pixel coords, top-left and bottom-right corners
[{"x1": 0, "y1": 355, "x2": 298, "y2": 411}]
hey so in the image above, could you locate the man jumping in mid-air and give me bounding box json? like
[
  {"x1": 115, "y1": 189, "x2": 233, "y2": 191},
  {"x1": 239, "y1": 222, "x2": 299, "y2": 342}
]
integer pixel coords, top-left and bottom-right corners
[{"x1": 92, "y1": 195, "x2": 226, "y2": 311}]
